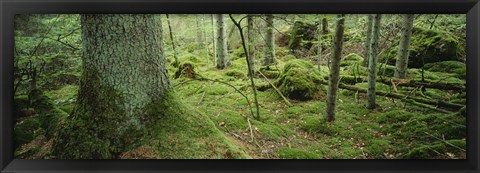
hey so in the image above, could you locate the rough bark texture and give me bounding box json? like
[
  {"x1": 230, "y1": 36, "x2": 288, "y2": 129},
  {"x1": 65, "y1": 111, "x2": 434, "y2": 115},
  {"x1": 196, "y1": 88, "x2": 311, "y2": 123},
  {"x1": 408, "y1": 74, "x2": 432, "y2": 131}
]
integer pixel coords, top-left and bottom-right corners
[
  {"x1": 325, "y1": 14, "x2": 345, "y2": 122},
  {"x1": 263, "y1": 14, "x2": 276, "y2": 66},
  {"x1": 317, "y1": 17, "x2": 328, "y2": 70},
  {"x1": 52, "y1": 14, "x2": 171, "y2": 159},
  {"x1": 394, "y1": 14, "x2": 415, "y2": 79},
  {"x1": 166, "y1": 14, "x2": 178, "y2": 66},
  {"x1": 247, "y1": 15, "x2": 255, "y2": 75},
  {"x1": 216, "y1": 14, "x2": 230, "y2": 69},
  {"x1": 364, "y1": 14, "x2": 374, "y2": 66},
  {"x1": 366, "y1": 14, "x2": 382, "y2": 109}
]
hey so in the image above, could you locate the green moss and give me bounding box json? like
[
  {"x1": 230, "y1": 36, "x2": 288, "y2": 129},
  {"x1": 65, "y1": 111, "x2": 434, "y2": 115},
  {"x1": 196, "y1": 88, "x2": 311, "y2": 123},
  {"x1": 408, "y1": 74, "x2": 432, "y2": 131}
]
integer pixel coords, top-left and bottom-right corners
[
  {"x1": 203, "y1": 84, "x2": 230, "y2": 95},
  {"x1": 424, "y1": 61, "x2": 466, "y2": 79},
  {"x1": 178, "y1": 53, "x2": 201, "y2": 63},
  {"x1": 288, "y1": 21, "x2": 317, "y2": 52},
  {"x1": 278, "y1": 148, "x2": 321, "y2": 159},
  {"x1": 211, "y1": 110, "x2": 248, "y2": 132},
  {"x1": 39, "y1": 108, "x2": 68, "y2": 138},
  {"x1": 255, "y1": 122, "x2": 290, "y2": 141},
  {"x1": 28, "y1": 89, "x2": 54, "y2": 112},
  {"x1": 225, "y1": 69, "x2": 246, "y2": 79},
  {"x1": 402, "y1": 139, "x2": 466, "y2": 159},
  {"x1": 366, "y1": 139, "x2": 390, "y2": 158},
  {"x1": 276, "y1": 59, "x2": 325, "y2": 100},
  {"x1": 340, "y1": 53, "x2": 364, "y2": 67},
  {"x1": 377, "y1": 110, "x2": 414, "y2": 124},
  {"x1": 14, "y1": 117, "x2": 42, "y2": 147}
]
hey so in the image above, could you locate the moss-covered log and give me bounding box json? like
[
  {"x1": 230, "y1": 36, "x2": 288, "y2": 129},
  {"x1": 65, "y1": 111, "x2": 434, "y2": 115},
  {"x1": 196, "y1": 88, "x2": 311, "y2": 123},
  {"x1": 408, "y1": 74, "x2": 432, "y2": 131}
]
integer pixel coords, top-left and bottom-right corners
[{"x1": 334, "y1": 75, "x2": 465, "y2": 91}]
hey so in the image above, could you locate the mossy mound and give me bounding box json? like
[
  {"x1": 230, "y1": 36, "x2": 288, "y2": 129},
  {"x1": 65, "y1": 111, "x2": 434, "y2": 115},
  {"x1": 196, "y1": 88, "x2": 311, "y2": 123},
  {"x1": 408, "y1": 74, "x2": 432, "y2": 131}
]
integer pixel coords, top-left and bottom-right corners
[
  {"x1": 174, "y1": 61, "x2": 196, "y2": 79},
  {"x1": 288, "y1": 21, "x2": 317, "y2": 53},
  {"x1": 340, "y1": 53, "x2": 364, "y2": 67},
  {"x1": 382, "y1": 27, "x2": 465, "y2": 68},
  {"x1": 278, "y1": 148, "x2": 321, "y2": 159},
  {"x1": 424, "y1": 61, "x2": 466, "y2": 79},
  {"x1": 402, "y1": 139, "x2": 466, "y2": 159},
  {"x1": 178, "y1": 53, "x2": 201, "y2": 64},
  {"x1": 276, "y1": 59, "x2": 326, "y2": 100},
  {"x1": 225, "y1": 69, "x2": 246, "y2": 79}
]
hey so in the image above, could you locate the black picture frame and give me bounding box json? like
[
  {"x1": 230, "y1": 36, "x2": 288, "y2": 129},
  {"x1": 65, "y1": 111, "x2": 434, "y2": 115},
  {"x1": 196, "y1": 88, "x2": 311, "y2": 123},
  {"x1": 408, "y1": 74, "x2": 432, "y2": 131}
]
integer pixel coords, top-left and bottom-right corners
[{"x1": 1, "y1": 0, "x2": 479, "y2": 172}]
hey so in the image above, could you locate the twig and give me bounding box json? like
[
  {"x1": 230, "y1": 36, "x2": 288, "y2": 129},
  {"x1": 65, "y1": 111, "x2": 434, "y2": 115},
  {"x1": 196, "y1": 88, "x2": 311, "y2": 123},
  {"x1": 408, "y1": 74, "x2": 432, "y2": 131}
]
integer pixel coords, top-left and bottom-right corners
[
  {"x1": 424, "y1": 132, "x2": 466, "y2": 152},
  {"x1": 257, "y1": 70, "x2": 293, "y2": 107}
]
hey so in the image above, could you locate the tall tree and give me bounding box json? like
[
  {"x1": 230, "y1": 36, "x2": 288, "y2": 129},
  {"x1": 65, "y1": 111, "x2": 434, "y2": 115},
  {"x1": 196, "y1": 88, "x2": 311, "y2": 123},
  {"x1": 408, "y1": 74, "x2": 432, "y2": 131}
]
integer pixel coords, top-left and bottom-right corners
[
  {"x1": 52, "y1": 14, "x2": 171, "y2": 158},
  {"x1": 394, "y1": 14, "x2": 415, "y2": 79},
  {"x1": 216, "y1": 14, "x2": 230, "y2": 69},
  {"x1": 317, "y1": 17, "x2": 328, "y2": 70},
  {"x1": 247, "y1": 15, "x2": 255, "y2": 75},
  {"x1": 203, "y1": 14, "x2": 210, "y2": 64},
  {"x1": 166, "y1": 14, "x2": 178, "y2": 66},
  {"x1": 263, "y1": 14, "x2": 276, "y2": 66},
  {"x1": 325, "y1": 14, "x2": 345, "y2": 122},
  {"x1": 211, "y1": 14, "x2": 217, "y2": 66},
  {"x1": 195, "y1": 15, "x2": 204, "y2": 50},
  {"x1": 366, "y1": 14, "x2": 382, "y2": 109},
  {"x1": 363, "y1": 14, "x2": 374, "y2": 66}
]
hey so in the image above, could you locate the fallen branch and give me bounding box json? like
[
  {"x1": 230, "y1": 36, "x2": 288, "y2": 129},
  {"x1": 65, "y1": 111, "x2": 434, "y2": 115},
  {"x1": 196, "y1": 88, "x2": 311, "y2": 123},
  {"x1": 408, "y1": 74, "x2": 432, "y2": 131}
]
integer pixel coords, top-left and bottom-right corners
[
  {"x1": 335, "y1": 76, "x2": 466, "y2": 91},
  {"x1": 257, "y1": 70, "x2": 293, "y2": 107}
]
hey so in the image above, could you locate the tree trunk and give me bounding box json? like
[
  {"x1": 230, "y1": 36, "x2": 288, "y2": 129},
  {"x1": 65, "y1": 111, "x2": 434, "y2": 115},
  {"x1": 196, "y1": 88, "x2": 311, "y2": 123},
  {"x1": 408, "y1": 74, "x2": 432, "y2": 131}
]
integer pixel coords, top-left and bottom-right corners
[
  {"x1": 247, "y1": 15, "x2": 255, "y2": 75},
  {"x1": 195, "y1": 15, "x2": 203, "y2": 50},
  {"x1": 364, "y1": 14, "x2": 374, "y2": 66},
  {"x1": 211, "y1": 14, "x2": 217, "y2": 66},
  {"x1": 52, "y1": 14, "x2": 171, "y2": 159},
  {"x1": 317, "y1": 17, "x2": 328, "y2": 70},
  {"x1": 394, "y1": 14, "x2": 415, "y2": 79},
  {"x1": 366, "y1": 14, "x2": 382, "y2": 109},
  {"x1": 203, "y1": 15, "x2": 209, "y2": 64},
  {"x1": 263, "y1": 14, "x2": 276, "y2": 66},
  {"x1": 216, "y1": 14, "x2": 230, "y2": 69},
  {"x1": 325, "y1": 14, "x2": 345, "y2": 122},
  {"x1": 166, "y1": 14, "x2": 178, "y2": 66}
]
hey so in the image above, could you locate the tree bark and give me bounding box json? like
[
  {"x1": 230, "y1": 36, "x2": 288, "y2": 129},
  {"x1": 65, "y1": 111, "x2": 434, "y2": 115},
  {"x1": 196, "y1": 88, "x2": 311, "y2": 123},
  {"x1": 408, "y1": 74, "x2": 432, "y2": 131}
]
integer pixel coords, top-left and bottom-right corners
[
  {"x1": 195, "y1": 15, "x2": 204, "y2": 50},
  {"x1": 53, "y1": 14, "x2": 171, "y2": 159},
  {"x1": 325, "y1": 14, "x2": 345, "y2": 122},
  {"x1": 263, "y1": 14, "x2": 276, "y2": 66},
  {"x1": 247, "y1": 15, "x2": 255, "y2": 75},
  {"x1": 166, "y1": 14, "x2": 178, "y2": 66},
  {"x1": 203, "y1": 14, "x2": 209, "y2": 64},
  {"x1": 317, "y1": 17, "x2": 328, "y2": 70},
  {"x1": 363, "y1": 14, "x2": 374, "y2": 66},
  {"x1": 366, "y1": 14, "x2": 382, "y2": 109},
  {"x1": 216, "y1": 14, "x2": 230, "y2": 69},
  {"x1": 394, "y1": 14, "x2": 415, "y2": 79},
  {"x1": 211, "y1": 14, "x2": 217, "y2": 66}
]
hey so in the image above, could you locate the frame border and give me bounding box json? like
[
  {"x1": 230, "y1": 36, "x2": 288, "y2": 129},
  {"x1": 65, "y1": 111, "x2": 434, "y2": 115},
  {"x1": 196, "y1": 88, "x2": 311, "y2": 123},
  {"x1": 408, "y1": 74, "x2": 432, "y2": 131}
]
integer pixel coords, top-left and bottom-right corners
[{"x1": 1, "y1": 0, "x2": 479, "y2": 172}]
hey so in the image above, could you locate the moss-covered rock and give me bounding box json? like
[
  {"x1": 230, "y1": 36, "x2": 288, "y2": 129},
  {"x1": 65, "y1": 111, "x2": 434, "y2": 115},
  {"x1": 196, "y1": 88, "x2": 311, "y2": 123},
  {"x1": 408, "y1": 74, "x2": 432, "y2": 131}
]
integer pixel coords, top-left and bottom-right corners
[
  {"x1": 174, "y1": 61, "x2": 196, "y2": 79},
  {"x1": 288, "y1": 21, "x2": 317, "y2": 53},
  {"x1": 225, "y1": 69, "x2": 246, "y2": 79},
  {"x1": 276, "y1": 59, "x2": 326, "y2": 100},
  {"x1": 424, "y1": 61, "x2": 466, "y2": 79},
  {"x1": 381, "y1": 27, "x2": 465, "y2": 68},
  {"x1": 278, "y1": 148, "x2": 321, "y2": 159}
]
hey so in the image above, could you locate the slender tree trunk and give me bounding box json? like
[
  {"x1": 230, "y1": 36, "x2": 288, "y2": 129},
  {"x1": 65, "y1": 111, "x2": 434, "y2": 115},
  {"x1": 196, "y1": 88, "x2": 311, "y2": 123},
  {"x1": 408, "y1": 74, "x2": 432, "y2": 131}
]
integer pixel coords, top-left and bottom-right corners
[
  {"x1": 216, "y1": 14, "x2": 230, "y2": 69},
  {"x1": 211, "y1": 14, "x2": 217, "y2": 66},
  {"x1": 364, "y1": 14, "x2": 374, "y2": 66},
  {"x1": 325, "y1": 14, "x2": 345, "y2": 122},
  {"x1": 317, "y1": 17, "x2": 328, "y2": 70},
  {"x1": 195, "y1": 15, "x2": 203, "y2": 50},
  {"x1": 263, "y1": 14, "x2": 276, "y2": 66},
  {"x1": 247, "y1": 15, "x2": 255, "y2": 75},
  {"x1": 53, "y1": 14, "x2": 171, "y2": 159},
  {"x1": 166, "y1": 14, "x2": 178, "y2": 66},
  {"x1": 394, "y1": 14, "x2": 415, "y2": 79},
  {"x1": 203, "y1": 15, "x2": 209, "y2": 64},
  {"x1": 366, "y1": 14, "x2": 382, "y2": 109}
]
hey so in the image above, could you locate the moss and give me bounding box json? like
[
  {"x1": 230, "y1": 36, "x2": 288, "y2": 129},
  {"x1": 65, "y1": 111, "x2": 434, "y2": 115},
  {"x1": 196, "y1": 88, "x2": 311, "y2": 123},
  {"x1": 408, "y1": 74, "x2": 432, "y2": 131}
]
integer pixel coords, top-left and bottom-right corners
[
  {"x1": 402, "y1": 139, "x2": 466, "y2": 159},
  {"x1": 211, "y1": 110, "x2": 248, "y2": 132},
  {"x1": 255, "y1": 122, "x2": 290, "y2": 141},
  {"x1": 203, "y1": 84, "x2": 230, "y2": 95},
  {"x1": 39, "y1": 108, "x2": 68, "y2": 138},
  {"x1": 14, "y1": 117, "x2": 42, "y2": 147},
  {"x1": 424, "y1": 61, "x2": 466, "y2": 79},
  {"x1": 381, "y1": 27, "x2": 465, "y2": 68},
  {"x1": 280, "y1": 54, "x2": 297, "y2": 61},
  {"x1": 300, "y1": 116, "x2": 339, "y2": 136},
  {"x1": 174, "y1": 61, "x2": 196, "y2": 79},
  {"x1": 276, "y1": 59, "x2": 325, "y2": 100},
  {"x1": 366, "y1": 139, "x2": 390, "y2": 158},
  {"x1": 148, "y1": 92, "x2": 249, "y2": 159},
  {"x1": 340, "y1": 53, "x2": 364, "y2": 67},
  {"x1": 288, "y1": 21, "x2": 317, "y2": 52},
  {"x1": 225, "y1": 69, "x2": 246, "y2": 79},
  {"x1": 377, "y1": 110, "x2": 414, "y2": 124},
  {"x1": 278, "y1": 148, "x2": 321, "y2": 159},
  {"x1": 28, "y1": 89, "x2": 54, "y2": 112},
  {"x1": 178, "y1": 53, "x2": 201, "y2": 64}
]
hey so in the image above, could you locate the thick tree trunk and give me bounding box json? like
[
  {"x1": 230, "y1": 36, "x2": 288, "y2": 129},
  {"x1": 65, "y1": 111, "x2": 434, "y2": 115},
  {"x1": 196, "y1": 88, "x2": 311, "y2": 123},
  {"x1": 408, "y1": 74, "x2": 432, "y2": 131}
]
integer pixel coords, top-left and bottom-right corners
[
  {"x1": 394, "y1": 14, "x2": 415, "y2": 79},
  {"x1": 364, "y1": 14, "x2": 374, "y2": 66},
  {"x1": 263, "y1": 14, "x2": 276, "y2": 66},
  {"x1": 317, "y1": 17, "x2": 328, "y2": 70},
  {"x1": 366, "y1": 14, "x2": 382, "y2": 109},
  {"x1": 53, "y1": 14, "x2": 171, "y2": 159},
  {"x1": 247, "y1": 15, "x2": 255, "y2": 75},
  {"x1": 216, "y1": 14, "x2": 230, "y2": 69},
  {"x1": 166, "y1": 14, "x2": 178, "y2": 66},
  {"x1": 325, "y1": 14, "x2": 345, "y2": 122}
]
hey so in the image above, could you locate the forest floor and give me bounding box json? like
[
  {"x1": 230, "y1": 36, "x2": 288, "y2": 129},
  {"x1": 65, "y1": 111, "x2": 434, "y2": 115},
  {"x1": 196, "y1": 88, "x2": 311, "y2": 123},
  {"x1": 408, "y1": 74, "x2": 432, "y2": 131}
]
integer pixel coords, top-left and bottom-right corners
[{"x1": 14, "y1": 52, "x2": 467, "y2": 159}]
